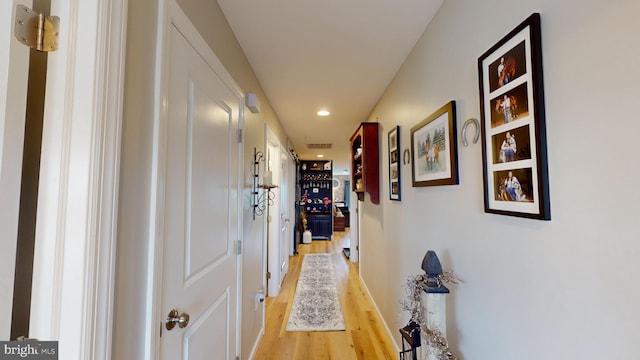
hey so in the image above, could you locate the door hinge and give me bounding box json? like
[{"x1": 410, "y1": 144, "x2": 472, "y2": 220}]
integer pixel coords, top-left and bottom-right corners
[
  {"x1": 235, "y1": 240, "x2": 242, "y2": 255},
  {"x1": 14, "y1": 5, "x2": 59, "y2": 52},
  {"x1": 356, "y1": 245, "x2": 359, "y2": 251},
  {"x1": 237, "y1": 129, "x2": 243, "y2": 143},
  {"x1": 235, "y1": 356, "x2": 239, "y2": 360},
  {"x1": 267, "y1": 271, "x2": 271, "y2": 280}
]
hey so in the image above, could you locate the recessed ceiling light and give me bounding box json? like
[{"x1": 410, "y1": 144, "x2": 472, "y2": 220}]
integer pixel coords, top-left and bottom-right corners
[
  {"x1": 317, "y1": 154, "x2": 325, "y2": 158},
  {"x1": 317, "y1": 110, "x2": 330, "y2": 117}
]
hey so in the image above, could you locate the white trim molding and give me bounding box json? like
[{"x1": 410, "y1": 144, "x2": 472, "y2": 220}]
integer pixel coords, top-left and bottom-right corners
[
  {"x1": 247, "y1": 328, "x2": 264, "y2": 360},
  {"x1": 360, "y1": 275, "x2": 401, "y2": 355},
  {"x1": 29, "y1": 1, "x2": 127, "y2": 360}
]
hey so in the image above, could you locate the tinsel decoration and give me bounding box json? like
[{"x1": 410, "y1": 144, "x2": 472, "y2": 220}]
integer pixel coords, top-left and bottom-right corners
[
  {"x1": 436, "y1": 271, "x2": 462, "y2": 287},
  {"x1": 401, "y1": 272, "x2": 462, "y2": 360},
  {"x1": 423, "y1": 328, "x2": 456, "y2": 360},
  {"x1": 402, "y1": 274, "x2": 428, "y2": 326}
]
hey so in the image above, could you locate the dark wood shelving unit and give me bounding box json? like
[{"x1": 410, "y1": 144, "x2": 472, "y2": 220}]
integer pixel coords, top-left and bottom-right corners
[
  {"x1": 299, "y1": 160, "x2": 333, "y2": 239},
  {"x1": 350, "y1": 122, "x2": 380, "y2": 204}
]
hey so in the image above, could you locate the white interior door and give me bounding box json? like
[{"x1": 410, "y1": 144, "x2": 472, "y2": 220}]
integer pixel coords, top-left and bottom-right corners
[
  {"x1": 279, "y1": 152, "x2": 290, "y2": 277},
  {"x1": 287, "y1": 157, "x2": 296, "y2": 255},
  {"x1": 160, "y1": 24, "x2": 240, "y2": 359},
  {"x1": 0, "y1": 0, "x2": 30, "y2": 339},
  {"x1": 350, "y1": 195, "x2": 360, "y2": 263},
  {"x1": 266, "y1": 139, "x2": 281, "y2": 297}
]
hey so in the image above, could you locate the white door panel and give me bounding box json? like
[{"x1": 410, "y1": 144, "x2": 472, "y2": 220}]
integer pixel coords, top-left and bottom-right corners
[
  {"x1": 185, "y1": 87, "x2": 232, "y2": 279},
  {"x1": 183, "y1": 291, "x2": 230, "y2": 358},
  {"x1": 161, "y1": 24, "x2": 239, "y2": 360}
]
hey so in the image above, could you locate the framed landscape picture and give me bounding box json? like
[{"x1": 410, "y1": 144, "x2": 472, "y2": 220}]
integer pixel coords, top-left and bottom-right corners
[
  {"x1": 410, "y1": 101, "x2": 458, "y2": 187},
  {"x1": 478, "y1": 13, "x2": 550, "y2": 220}
]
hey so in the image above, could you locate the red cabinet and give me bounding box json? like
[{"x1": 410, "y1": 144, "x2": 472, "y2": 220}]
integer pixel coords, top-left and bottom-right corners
[{"x1": 350, "y1": 122, "x2": 379, "y2": 204}]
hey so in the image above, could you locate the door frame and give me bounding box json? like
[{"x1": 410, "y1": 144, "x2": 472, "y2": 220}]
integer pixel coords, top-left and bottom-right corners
[
  {"x1": 281, "y1": 148, "x2": 296, "y2": 257},
  {"x1": 146, "y1": 1, "x2": 245, "y2": 358},
  {"x1": 287, "y1": 151, "x2": 296, "y2": 256},
  {"x1": 0, "y1": 0, "x2": 30, "y2": 339},
  {"x1": 264, "y1": 127, "x2": 282, "y2": 297},
  {"x1": 26, "y1": 1, "x2": 127, "y2": 359}
]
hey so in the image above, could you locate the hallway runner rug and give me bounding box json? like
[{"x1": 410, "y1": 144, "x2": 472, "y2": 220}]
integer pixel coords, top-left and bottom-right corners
[{"x1": 286, "y1": 253, "x2": 345, "y2": 331}]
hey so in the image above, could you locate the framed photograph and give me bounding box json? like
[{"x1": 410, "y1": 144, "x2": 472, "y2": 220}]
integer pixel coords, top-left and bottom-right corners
[
  {"x1": 388, "y1": 126, "x2": 401, "y2": 200},
  {"x1": 410, "y1": 101, "x2": 458, "y2": 187},
  {"x1": 478, "y1": 13, "x2": 550, "y2": 220}
]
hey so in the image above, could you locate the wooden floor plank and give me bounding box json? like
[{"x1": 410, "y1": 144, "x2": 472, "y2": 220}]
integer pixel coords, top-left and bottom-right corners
[
  {"x1": 326, "y1": 330, "x2": 357, "y2": 360},
  {"x1": 252, "y1": 228, "x2": 398, "y2": 359},
  {"x1": 351, "y1": 329, "x2": 377, "y2": 360}
]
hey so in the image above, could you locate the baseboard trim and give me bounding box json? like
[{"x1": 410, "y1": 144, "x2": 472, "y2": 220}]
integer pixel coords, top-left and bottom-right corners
[
  {"x1": 247, "y1": 328, "x2": 264, "y2": 360},
  {"x1": 359, "y1": 273, "x2": 401, "y2": 355}
]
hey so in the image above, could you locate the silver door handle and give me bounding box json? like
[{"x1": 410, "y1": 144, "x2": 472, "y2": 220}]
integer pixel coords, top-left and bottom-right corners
[{"x1": 165, "y1": 309, "x2": 190, "y2": 330}]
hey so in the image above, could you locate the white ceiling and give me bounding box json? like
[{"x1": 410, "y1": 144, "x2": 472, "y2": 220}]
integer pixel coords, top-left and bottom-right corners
[{"x1": 218, "y1": 0, "x2": 444, "y2": 173}]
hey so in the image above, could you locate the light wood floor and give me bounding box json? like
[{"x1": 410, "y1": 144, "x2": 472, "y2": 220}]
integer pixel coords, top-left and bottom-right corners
[{"x1": 253, "y1": 229, "x2": 398, "y2": 360}]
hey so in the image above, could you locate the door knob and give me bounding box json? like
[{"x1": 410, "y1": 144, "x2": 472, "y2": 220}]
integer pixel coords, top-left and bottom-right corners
[{"x1": 165, "y1": 309, "x2": 190, "y2": 330}]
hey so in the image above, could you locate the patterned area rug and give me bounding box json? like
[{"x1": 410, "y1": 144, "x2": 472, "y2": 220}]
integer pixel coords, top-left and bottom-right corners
[{"x1": 286, "y1": 253, "x2": 346, "y2": 331}]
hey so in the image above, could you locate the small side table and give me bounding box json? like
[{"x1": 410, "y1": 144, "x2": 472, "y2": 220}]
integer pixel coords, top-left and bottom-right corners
[{"x1": 333, "y1": 216, "x2": 345, "y2": 231}]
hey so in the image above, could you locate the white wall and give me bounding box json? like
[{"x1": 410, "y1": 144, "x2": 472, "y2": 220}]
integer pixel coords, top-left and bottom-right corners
[{"x1": 362, "y1": 0, "x2": 640, "y2": 358}]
